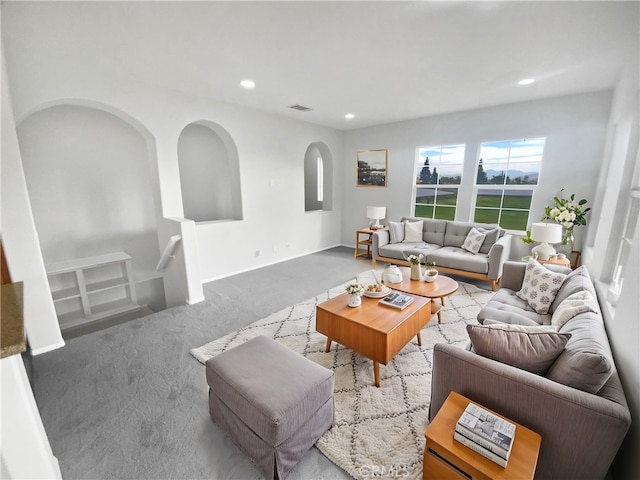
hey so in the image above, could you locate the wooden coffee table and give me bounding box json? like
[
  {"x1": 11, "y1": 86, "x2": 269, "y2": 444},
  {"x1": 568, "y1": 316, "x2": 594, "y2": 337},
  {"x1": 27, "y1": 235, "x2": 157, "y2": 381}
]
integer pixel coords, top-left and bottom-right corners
[
  {"x1": 383, "y1": 267, "x2": 458, "y2": 324},
  {"x1": 316, "y1": 293, "x2": 431, "y2": 387}
]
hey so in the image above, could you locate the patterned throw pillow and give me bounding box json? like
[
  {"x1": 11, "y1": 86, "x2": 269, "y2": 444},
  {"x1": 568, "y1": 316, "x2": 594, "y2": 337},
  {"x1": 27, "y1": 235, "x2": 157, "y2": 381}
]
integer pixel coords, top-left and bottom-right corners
[
  {"x1": 516, "y1": 259, "x2": 567, "y2": 314},
  {"x1": 461, "y1": 227, "x2": 486, "y2": 254}
]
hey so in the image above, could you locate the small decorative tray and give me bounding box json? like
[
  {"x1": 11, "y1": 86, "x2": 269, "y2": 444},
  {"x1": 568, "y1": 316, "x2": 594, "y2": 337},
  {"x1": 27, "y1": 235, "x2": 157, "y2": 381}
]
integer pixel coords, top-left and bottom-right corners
[{"x1": 363, "y1": 285, "x2": 391, "y2": 298}]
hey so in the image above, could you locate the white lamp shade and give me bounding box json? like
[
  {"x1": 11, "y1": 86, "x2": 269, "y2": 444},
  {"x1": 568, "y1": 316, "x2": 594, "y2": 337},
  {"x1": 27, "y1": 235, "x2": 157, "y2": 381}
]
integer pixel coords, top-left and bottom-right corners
[
  {"x1": 367, "y1": 206, "x2": 386, "y2": 229},
  {"x1": 530, "y1": 222, "x2": 562, "y2": 260},
  {"x1": 367, "y1": 206, "x2": 386, "y2": 220},
  {"x1": 530, "y1": 223, "x2": 562, "y2": 244}
]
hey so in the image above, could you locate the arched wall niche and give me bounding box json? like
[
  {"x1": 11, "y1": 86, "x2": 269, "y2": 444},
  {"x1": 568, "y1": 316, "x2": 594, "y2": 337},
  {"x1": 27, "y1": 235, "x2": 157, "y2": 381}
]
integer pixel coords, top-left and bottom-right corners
[
  {"x1": 304, "y1": 141, "x2": 333, "y2": 212},
  {"x1": 16, "y1": 99, "x2": 166, "y2": 312},
  {"x1": 177, "y1": 120, "x2": 243, "y2": 222}
]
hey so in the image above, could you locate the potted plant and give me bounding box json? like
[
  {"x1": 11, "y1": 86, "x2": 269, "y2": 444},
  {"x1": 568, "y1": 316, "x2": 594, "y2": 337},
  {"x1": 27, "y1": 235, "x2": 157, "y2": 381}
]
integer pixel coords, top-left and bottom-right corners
[
  {"x1": 345, "y1": 282, "x2": 365, "y2": 307},
  {"x1": 423, "y1": 261, "x2": 438, "y2": 282}
]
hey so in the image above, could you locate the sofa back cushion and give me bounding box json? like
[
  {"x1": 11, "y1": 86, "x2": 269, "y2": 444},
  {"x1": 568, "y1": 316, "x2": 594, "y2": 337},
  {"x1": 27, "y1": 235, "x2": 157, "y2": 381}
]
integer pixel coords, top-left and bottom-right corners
[
  {"x1": 546, "y1": 312, "x2": 614, "y2": 394},
  {"x1": 551, "y1": 265, "x2": 596, "y2": 313},
  {"x1": 444, "y1": 221, "x2": 473, "y2": 247}
]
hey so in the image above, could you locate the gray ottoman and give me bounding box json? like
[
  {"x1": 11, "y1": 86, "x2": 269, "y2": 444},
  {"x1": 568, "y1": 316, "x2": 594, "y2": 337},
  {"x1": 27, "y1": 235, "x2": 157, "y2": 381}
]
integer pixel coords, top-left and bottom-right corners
[{"x1": 205, "y1": 335, "x2": 334, "y2": 479}]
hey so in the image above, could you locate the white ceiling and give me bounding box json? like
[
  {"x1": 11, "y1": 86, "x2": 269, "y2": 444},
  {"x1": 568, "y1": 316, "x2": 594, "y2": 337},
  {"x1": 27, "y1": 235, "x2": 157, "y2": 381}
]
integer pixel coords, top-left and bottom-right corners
[{"x1": 2, "y1": 1, "x2": 639, "y2": 130}]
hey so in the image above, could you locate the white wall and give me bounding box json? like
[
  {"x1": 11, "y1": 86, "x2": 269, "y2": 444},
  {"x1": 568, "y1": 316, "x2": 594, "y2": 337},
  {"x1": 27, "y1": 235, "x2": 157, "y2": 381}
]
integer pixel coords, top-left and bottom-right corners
[
  {"x1": 1, "y1": 51, "x2": 64, "y2": 354},
  {"x1": 341, "y1": 91, "x2": 612, "y2": 261}
]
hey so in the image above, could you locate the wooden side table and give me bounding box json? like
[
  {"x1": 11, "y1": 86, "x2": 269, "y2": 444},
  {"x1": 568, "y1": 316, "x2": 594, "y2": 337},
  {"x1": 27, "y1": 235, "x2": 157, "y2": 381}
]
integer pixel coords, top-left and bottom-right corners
[
  {"x1": 355, "y1": 228, "x2": 375, "y2": 259},
  {"x1": 522, "y1": 255, "x2": 571, "y2": 268},
  {"x1": 424, "y1": 392, "x2": 541, "y2": 480}
]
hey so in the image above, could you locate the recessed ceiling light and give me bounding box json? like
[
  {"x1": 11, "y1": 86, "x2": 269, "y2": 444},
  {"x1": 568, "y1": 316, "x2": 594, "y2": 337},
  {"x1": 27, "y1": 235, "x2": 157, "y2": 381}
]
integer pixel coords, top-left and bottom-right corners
[
  {"x1": 240, "y1": 79, "x2": 256, "y2": 89},
  {"x1": 345, "y1": 113, "x2": 355, "y2": 120},
  {"x1": 518, "y1": 78, "x2": 535, "y2": 86}
]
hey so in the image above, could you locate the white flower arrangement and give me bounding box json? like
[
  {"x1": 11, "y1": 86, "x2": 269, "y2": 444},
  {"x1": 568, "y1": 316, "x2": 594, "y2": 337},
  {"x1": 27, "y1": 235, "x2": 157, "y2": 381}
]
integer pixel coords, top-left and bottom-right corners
[
  {"x1": 345, "y1": 282, "x2": 365, "y2": 296},
  {"x1": 542, "y1": 189, "x2": 590, "y2": 245},
  {"x1": 407, "y1": 254, "x2": 424, "y2": 265}
]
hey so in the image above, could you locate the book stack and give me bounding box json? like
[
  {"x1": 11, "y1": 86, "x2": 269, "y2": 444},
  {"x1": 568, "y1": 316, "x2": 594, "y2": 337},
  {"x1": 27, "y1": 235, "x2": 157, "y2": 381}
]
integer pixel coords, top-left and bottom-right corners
[
  {"x1": 378, "y1": 292, "x2": 414, "y2": 310},
  {"x1": 454, "y1": 402, "x2": 516, "y2": 467}
]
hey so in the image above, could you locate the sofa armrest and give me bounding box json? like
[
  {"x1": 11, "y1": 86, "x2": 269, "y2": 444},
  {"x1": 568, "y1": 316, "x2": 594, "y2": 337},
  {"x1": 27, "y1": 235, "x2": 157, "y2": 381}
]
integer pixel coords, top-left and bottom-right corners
[
  {"x1": 499, "y1": 260, "x2": 527, "y2": 291},
  {"x1": 430, "y1": 343, "x2": 631, "y2": 480},
  {"x1": 486, "y1": 234, "x2": 511, "y2": 280},
  {"x1": 371, "y1": 229, "x2": 390, "y2": 260}
]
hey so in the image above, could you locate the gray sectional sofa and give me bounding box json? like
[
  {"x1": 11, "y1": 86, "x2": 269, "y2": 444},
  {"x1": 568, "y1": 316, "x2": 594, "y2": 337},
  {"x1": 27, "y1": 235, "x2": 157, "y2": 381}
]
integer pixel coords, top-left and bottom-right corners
[
  {"x1": 429, "y1": 261, "x2": 631, "y2": 480},
  {"x1": 371, "y1": 217, "x2": 512, "y2": 290}
]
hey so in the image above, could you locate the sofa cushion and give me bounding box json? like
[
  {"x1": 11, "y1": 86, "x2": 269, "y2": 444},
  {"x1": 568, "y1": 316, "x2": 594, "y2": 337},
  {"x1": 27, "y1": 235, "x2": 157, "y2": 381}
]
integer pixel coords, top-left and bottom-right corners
[
  {"x1": 461, "y1": 227, "x2": 486, "y2": 254},
  {"x1": 467, "y1": 323, "x2": 571, "y2": 375},
  {"x1": 443, "y1": 221, "x2": 473, "y2": 247},
  {"x1": 477, "y1": 288, "x2": 550, "y2": 326},
  {"x1": 422, "y1": 218, "x2": 447, "y2": 246},
  {"x1": 427, "y1": 247, "x2": 489, "y2": 274},
  {"x1": 403, "y1": 220, "x2": 423, "y2": 242},
  {"x1": 546, "y1": 313, "x2": 614, "y2": 394},
  {"x1": 516, "y1": 259, "x2": 567, "y2": 314},
  {"x1": 551, "y1": 265, "x2": 595, "y2": 313},
  {"x1": 388, "y1": 221, "x2": 405, "y2": 244},
  {"x1": 552, "y1": 290, "x2": 599, "y2": 330},
  {"x1": 379, "y1": 242, "x2": 423, "y2": 259},
  {"x1": 483, "y1": 318, "x2": 558, "y2": 330}
]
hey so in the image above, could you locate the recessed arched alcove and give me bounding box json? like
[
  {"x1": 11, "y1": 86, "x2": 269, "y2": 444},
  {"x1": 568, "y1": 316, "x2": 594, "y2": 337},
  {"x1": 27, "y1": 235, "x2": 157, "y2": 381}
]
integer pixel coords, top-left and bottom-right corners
[
  {"x1": 304, "y1": 142, "x2": 333, "y2": 212},
  {"x1": 177, "y1": 121, "x2": 243, "y2": 222},
  {"x1": 16, "y1": 102, "x2": 165, "y2": 313}
]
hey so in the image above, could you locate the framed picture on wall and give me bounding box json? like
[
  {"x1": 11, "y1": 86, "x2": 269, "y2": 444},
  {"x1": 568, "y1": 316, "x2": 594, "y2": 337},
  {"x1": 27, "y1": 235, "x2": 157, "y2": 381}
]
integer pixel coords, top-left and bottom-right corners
[{"x1": 357, "y1": 148, "x2": 387, "y2": 187}]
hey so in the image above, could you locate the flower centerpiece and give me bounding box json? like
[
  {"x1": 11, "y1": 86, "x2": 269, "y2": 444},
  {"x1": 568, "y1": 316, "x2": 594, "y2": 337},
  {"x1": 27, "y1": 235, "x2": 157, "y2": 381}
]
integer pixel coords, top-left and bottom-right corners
[
  {"x1": 407, "y1": 254, "x2": 424, "y2": 280},
  {"x1": 542, "y1": 189, "x2": 590, "y2": 252},
  {"x1": 345, "y1": 282, "x2": 365, "y2": 296},
  {"x1": 345, "y1": 282, "x2": 365, "y2": 307}
]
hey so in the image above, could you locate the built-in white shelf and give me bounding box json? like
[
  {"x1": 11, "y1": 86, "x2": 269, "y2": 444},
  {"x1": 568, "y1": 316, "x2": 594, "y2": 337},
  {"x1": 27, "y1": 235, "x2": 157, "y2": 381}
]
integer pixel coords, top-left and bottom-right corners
[{"x1": 46, "y1": 252, "x2": 140, "y2": 331}]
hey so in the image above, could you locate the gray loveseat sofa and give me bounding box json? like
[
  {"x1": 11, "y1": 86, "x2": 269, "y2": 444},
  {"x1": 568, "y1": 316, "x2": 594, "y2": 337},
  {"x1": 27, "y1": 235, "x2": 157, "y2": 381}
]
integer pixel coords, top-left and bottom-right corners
[
  {"x1": 371, "y1": 217, "x2": 511, "y2": 290},
  {"x1": 429, "y1": 261, "x2": 631, "y2": 480}
]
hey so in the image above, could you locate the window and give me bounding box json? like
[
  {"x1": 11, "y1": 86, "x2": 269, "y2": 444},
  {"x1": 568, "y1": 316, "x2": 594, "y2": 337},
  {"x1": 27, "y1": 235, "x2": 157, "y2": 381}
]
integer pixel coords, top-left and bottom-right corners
[
  {"x1": 414, "y1": 144, "x2": 465, "y2": 221},
  {"x1": 473, "y1": 138, "x2": 545, "y2": 230},
  {"x1": 611, "y1": 189, "x2": 639, "y2": 297},
  {"x1": 316, "y1": 157, "x2": 324, "y2": 202}
]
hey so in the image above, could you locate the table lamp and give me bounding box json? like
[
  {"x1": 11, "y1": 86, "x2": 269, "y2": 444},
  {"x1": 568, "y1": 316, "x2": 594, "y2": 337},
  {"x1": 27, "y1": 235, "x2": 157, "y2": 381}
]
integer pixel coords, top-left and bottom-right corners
[
  {"x1": 367, "y1": 206, "x2": 386, "y2": 229},
  {"x1": 530, "y1": 222, "x2": 562, "y2": 260}
]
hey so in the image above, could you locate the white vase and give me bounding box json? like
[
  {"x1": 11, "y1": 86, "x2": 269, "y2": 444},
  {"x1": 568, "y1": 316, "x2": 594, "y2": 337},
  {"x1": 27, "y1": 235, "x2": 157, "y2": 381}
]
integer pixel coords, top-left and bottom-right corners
[
  {"x1": 348, "y1": 294, "x2": 362, "y2": 307},
  {"x1": 410, "y1": 264, "x2": 421, "y2": 281}
]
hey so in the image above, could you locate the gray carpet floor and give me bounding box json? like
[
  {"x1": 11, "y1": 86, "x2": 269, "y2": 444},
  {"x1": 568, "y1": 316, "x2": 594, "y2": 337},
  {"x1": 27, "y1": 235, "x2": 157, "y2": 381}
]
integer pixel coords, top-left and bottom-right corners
[{"x1": 31, "y1": 247, "x2": 382, "y2": 480}]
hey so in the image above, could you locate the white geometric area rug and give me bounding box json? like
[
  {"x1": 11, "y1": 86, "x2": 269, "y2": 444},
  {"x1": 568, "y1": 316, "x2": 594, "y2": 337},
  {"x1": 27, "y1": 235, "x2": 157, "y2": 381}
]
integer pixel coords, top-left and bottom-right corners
[{"x1": 191, "y1": 270, "x2": 493, "y2": 480}]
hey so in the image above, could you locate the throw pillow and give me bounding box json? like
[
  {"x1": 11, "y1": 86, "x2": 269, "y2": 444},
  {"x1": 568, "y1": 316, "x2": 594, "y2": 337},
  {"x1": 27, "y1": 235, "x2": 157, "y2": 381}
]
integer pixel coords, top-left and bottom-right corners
[
  {"x1": 467, "y1": 323, "x2": 571, "y2": 375},
  {"x1": 461, "y1": 227, "x2": 486, "y2": 254},
  {"x1": 516, "y1": 259, "x2": 567, "y2": 315},
  {"x1": 388, "y1": 221, "x2": 405, "y2": 244},
  {"x1": 477, "y1": 227, "x2": 501, "y2": 254},
  {"x1": 551, "y1": 290, "x2": 599, "y2": 330},
  {"x1": 403, "y1": 221, "x2": 423, "y2": 243}
]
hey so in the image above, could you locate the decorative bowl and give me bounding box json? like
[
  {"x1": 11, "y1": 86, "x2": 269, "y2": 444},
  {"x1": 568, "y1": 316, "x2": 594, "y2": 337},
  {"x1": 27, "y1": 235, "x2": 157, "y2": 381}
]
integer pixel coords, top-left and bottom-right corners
[{"x1": 423, "y1": 270, "x2": 438, "y2": 283}]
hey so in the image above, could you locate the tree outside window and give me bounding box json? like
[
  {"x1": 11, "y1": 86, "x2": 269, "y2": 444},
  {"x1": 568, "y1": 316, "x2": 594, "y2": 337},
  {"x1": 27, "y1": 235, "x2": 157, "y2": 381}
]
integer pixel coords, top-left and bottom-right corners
[{"x1": 414, "y1": 145, "x2": 465, "y2": 221}]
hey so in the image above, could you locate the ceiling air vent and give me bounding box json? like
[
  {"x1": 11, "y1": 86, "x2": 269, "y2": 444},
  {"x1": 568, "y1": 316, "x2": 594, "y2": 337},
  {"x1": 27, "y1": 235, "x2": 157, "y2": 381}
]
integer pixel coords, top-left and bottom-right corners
[{"x1": 289, "y1": 104, "x2": 312, "y2": 112}]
